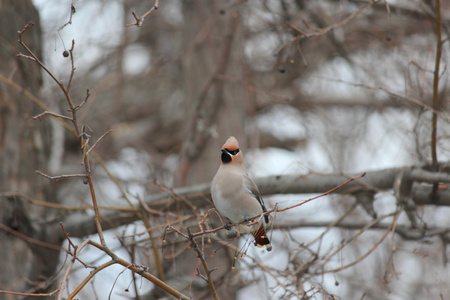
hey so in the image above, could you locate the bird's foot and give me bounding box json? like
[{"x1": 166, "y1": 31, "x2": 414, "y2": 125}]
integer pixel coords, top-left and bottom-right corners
[
  {"x1": 244, "y1": 217, "x2": 257, "y2": 226},
  {"x1": 224, "y1": 222, "x2": 232, "y2": 230}
]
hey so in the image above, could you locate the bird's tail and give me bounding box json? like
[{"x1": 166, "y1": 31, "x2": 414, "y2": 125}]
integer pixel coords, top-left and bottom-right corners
[{"x1": 252, "y1": 225, "x2": 272, "y2": 251}]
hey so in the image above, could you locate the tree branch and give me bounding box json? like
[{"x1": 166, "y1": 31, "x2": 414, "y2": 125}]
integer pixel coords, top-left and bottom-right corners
[{"x1": 61, "y1": 165, "x2": 450, "y2": 238}]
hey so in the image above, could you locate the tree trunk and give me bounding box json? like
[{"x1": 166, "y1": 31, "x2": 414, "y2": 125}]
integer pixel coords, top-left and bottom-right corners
[{"x1": 0, "y1": 1, "x2": 60, "y2": 297}]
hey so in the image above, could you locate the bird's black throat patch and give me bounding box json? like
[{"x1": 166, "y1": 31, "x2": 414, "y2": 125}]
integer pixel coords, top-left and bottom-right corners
[{"x1": 221, "y1": 152, "x2": 232, "y2": 163}]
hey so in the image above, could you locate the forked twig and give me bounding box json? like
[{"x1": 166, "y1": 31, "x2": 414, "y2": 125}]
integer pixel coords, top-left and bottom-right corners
[
  {"x1": 126, "y1": 0, "x2": 159, "y2": 27},
  {"x1": 33, "y1": 111, "x2": 73, "y2": 121}
]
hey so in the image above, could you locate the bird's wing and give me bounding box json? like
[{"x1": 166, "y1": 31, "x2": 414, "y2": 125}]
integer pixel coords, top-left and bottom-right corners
[{"x1": 244, "y1": 174, "x2": 269, "y2": 223}]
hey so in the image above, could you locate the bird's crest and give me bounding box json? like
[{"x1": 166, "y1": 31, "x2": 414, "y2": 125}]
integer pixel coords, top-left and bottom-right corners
[{"x1": 222, "y1": 136, "x2": 240, "y2": 152}]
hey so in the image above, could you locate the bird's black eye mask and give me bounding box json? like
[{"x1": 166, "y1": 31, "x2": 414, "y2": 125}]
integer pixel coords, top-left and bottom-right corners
[
  {"x1": 225, "y1": 148, "x2": 240, "y2": 155},
  {"x1": 221, "y1": 148, "x2": 239, "y2": 163}
]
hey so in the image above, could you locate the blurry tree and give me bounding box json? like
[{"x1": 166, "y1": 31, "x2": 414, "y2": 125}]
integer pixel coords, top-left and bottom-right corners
[
  {"x1": 0, "y1": 0, "x2": 63, "y2": 296},
  {"x1": 1, "y1": 0, "x2": 450, "y2": 299}
]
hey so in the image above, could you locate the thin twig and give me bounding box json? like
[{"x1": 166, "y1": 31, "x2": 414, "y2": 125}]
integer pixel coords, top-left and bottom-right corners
[
  {"x1": 0, "y1": 192, "x2": 139, "y2": 211},
  {"x1": 86, "y1": 129, "x2": 113, "y2": 156},
  {"x1": 66, "y1": 40, "x2": 76, "y2": 93},
  {"x1": 57, "y1": 227, "x2": 93, "y2": 300},
  {"x1": 137, "y1": 196, "x2": 166, "y2": 281},
  {"x1": 274, "y1": 172, "x2": 366, "y2": 213},
  {"x1": 189, "y1": 173, "x2": 366, "y2": 239},
  {"x1": 35, "y1": 170, "x2": 87, "y2": 181},
  {"x1": 286, "y1": 0, "x2": 380, "y2": 40},
  {"x1": 33, "y1": 111, "x2": 73, "y2": 121},
  {"x1": 74, "y1": 89, "x2": 90, "y2": 111},
  {"x1": 0, "y1": 223, "x2": 62, "y2": 251},
  {"x1": 126, "y1": 0, "x2": 159, "y2": 27},
  {"x1": 18, "y1": 21, "x2": 107, "y2": 246},
  {"x1": 58, "y1": 0, "x2": 76, "y2": 31},
  {"x1": 319, "y1": 212, "x2": 399, "y2": 274},
  {"x1": 66, "y1": 260, "x2": 116, "y2": 300},
  {"x1": 59, "y1": 222, "x2": 77, "y2": 251},
  {"x1": 154, "y1": 179, "x2": 198, "y2": 212},
  {"x1": 188, "y1": 228, "x2": 219, "y2": 300},
  {"x1": 316, "y1": 76, "x2": 450, "y2": 122},
  {"x1": 87, "y1": 240, "x2": 190, "y2": 300},
  {"x1": 0, "y1": 289, "x2": 60, "y2": 298},
  {"x1": 166, "y1": 224, "x2": 189, "y2": 239},
  {"x1": 18, "y1": 23, "x2": 77, "y2": 115},
  {"x1": 0, "y1": 74, "x2": 76, "y2": 135}
]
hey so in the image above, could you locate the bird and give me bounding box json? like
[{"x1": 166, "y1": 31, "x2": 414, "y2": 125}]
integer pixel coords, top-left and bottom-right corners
[{"x1": 211, "y1": 136, "x2": 272, "y2": 251}]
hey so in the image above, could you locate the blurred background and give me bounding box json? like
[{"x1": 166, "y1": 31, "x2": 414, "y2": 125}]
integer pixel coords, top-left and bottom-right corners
[{"x1": 1, "y1": 0, "x2": 450, "y2": 299}]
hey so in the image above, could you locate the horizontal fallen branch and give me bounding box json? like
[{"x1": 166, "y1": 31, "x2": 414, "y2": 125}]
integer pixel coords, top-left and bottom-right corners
[{"x1": 58, "y1": 165, "x2": 450, "y2": 238}]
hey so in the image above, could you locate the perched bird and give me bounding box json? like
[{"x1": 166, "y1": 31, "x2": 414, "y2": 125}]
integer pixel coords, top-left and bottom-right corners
[{"x1": 211, "y1": 136, "x2": 272, "y2": 251}]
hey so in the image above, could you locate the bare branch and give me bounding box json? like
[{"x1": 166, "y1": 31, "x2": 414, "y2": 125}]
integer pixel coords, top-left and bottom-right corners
[
  {"x1": 273, "y1": 172, "x2": 366, "y2": 213},
  {"x1": 86, "y1": 129, "x2": 113, "y2": 156},
  {"x1": 188, "y1": 228, "x2": 219, "y2": 299},
  {"x1": 58, "y1": 0, "x2": 76, "y2": 31},
  {"x1": 126, "y1": 0, "x2": 159, "y2": 27},
  {"x1": 66, "y1": 260, "x2": 116, "y2": 299},
  {"x1": 319, "y1": 213, "x2": 398, "y2": 274},
  {"x1": 33, "y1": 111, "x2": 72, "y2": 121},
  {"x1": 74, "y1": 89, "x2": 90, "y2": 111},
  {"x1": 61, "y1": 164, "x2": 450, "y2": 239},
  {"x1": 87, "y1": 240, "x2": 190, "y2": 300},
  {"x1": 284, "y1": 0, "x2": 381, "y2": 44},
  {"x1": 17, "y1": 23, "x2": 107, "y2": 246},
  {"x1": 274, "y1": 219, "x2": 450, "y2": 241},
  {"x1": 0, "y1": 289, "x2": 60, "y2": 298},
  {"x1": 0, "y1": 223, "x2": 62, "y2": 252},
  {"x1": 35, "y1": 170, "x2": 87, "y2": 181},
  {"x1": 18, "y1": 22, "x2": 69, "y2": 100}
]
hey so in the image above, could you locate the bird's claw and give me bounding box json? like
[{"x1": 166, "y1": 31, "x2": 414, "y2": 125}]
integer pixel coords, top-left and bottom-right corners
[
  {"x1": 224, "y1": 223, "x2": 231, "y2": 230},
  {"x1": 244, "y1": 217, "x2": 257, "y2": 226}
]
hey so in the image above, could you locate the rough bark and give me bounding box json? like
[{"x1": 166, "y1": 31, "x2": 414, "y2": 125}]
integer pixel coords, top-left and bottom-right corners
[{"x1": 0, "y1": 1, "x2": 61, "y2": 297}]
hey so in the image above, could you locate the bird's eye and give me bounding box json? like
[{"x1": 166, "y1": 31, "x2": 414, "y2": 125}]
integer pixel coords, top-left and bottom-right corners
[{"x1": 227, "y1": 148, "x2": 240, "y2": 155}]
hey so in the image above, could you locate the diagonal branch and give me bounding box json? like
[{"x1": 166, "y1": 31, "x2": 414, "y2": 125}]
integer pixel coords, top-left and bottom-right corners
[{"x1": 88, "y1": 240, "x2": 190, "y2": 300}]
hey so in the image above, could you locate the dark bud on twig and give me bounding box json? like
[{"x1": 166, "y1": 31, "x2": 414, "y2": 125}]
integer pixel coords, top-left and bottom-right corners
[
  {"x1": 83, "y1": 177, "x2": 89, "y2": 184},
  {"x1": 63, "y1": 50, "x2": 69, "y2": 57}
]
